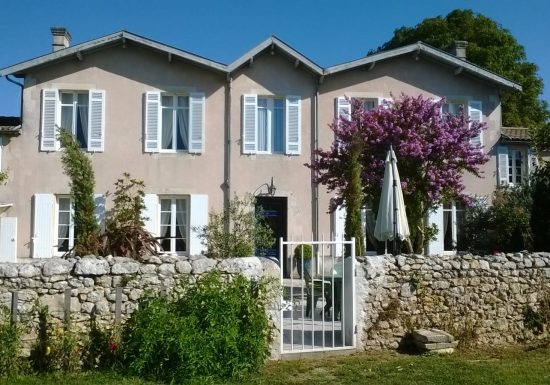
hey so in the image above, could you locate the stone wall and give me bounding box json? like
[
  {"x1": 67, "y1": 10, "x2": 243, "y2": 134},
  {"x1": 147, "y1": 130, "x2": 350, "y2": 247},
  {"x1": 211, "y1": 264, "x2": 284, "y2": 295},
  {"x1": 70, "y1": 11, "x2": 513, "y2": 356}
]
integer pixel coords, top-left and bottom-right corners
[
  {"x1": 356, "y1": 252, "x2": 550, "y2": 350},
  {"x1": 0, "y1": 254, "x2": 281, "y2": 358}
]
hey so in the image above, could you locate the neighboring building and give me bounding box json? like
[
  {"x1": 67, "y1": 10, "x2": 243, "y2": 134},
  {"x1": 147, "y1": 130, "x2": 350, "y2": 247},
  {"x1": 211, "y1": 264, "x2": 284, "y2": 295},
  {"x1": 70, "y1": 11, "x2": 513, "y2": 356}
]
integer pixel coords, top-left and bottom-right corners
[{"x1": 0, "y1": 28, "x2": 524, "y2": 267}]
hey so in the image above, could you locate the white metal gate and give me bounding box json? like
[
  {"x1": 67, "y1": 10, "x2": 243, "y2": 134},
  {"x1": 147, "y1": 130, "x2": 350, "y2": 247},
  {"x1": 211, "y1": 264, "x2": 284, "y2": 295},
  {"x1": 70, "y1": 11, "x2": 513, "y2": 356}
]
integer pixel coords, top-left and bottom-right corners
[{"x1": 280, "y1": 238, "x2": 356, "y2": 354}]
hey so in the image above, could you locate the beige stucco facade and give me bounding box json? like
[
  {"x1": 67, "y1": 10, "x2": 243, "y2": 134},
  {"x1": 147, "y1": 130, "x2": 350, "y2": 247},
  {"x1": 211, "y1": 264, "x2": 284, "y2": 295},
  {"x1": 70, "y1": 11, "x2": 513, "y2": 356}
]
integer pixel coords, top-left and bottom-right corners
[{"x1": 0, "y1": 32, "x2": 520, "y2": 261}]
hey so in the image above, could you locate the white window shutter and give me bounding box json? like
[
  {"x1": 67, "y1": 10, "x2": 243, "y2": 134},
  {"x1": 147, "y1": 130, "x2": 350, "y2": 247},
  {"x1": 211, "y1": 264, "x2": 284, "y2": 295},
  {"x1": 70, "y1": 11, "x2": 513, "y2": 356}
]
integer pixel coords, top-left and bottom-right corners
[
  {"x1": 88, "y1": 90, "x2": 105, "y2": 152},
  {"x1": 143, "y1": 194, "x2": 159, "y2": 237},
  {"x1": 32, "y1": 194, "x2": 55, "y2": 258},
  {"x1": 0, "y1": 217, "x2": 17, "y2": 262},
  {"x1": 427, "y1": 205, "x2": 444, "y2": 255},
  {"x1": 497, "y1": 146, "x2": 509, "y2": 186},
  {"x1": 145, "y1": 92, "x2": 161, "y2": 152},
  {"x1": 331, "y1": 204, "x2": 346, "y2": 258},
  {"x1": 41, "y1": 89, "x2": 58, "y2": 151},
  {"x1": 188, "y1": 92, "x2": 205, "y2": 154},
  {"x1": 189, "y1": 194, "x2": 208, "y2": 256},
  {"x1": 527, "y1": 147, "x2": 537, "y2": 176},
  {"x1": 285, "y1": 95, "x2": 301, "y2": 155},
  {"x1": 335, "y1": 97, "x2": 351, "y2": 120},
  {"x1": 468, "y1": 101, "x2": 483, "y2": 146},
  {"x1": 242, "y1": 94, "x2": 257, "y2": 154},
  {"x1": 94, "y1": 193, "x2": 106, "y2": 233}
]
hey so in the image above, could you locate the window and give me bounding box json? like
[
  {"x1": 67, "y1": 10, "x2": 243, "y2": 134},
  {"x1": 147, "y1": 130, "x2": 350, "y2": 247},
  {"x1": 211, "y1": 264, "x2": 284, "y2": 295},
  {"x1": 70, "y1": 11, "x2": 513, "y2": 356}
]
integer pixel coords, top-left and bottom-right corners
[
  {"x1": 442, "y1": 100, "x2": 482, "y2": 146},
  {"x1": 242, "y1": 94, "x2": 300, "y2": 155},
  {"x1": 41, "y1": 89, "x2": 105, "y2": 152},
  {"x1": 145, "y1": 91, "x2": 204, "y2": 153},
  {"x1": 60, "y1": 92, "x2": 89, "y2": 149},
  {"x1": 498, "y1": 145, "x2": 532, "y2": 186},
  {"x1": 257, "y1": 97, "x2": 284, "y2": 153},
  {"x1": 57, "y1": 197, "x2": 74, "y2": 253},
  {"x1": 159, "y1": 197, "x2": 188, "y2": 254},
  {"x1": 443, "y1": 201, "x2": 465, "y2": 253}
]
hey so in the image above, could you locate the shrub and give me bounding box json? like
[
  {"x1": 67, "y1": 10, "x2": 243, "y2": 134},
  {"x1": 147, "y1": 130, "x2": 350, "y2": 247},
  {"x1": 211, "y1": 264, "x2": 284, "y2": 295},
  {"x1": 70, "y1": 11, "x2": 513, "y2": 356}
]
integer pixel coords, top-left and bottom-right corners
[
  {"x1": 195, "y1": 194, "x2": 275, "y2": 258},
  {"x1": 30, "y1": 306, "x2": 82, "y2": 373},
  {"x1": 0, "y1": 169, "x2": 8, "y2": 185},
  {"x1": 122, "y1": 271, "x2": 274, "y2": 383},
  {"x1": 83, "y1": 316, "x2": 122, "y2": 370},
  {"x1": 101, "y1": 173, "x2": 159, "y2": 259},
  {"x1": 0, "y1": 306, "x2": 25, "y2": 377},
  {"x1": 531, "y1": 162, "x2": 550, "y2": 251},
  {"x1": 293, "y1": 244, "x2": 313, "y2": 261},
  {"x1": 58, "y1": 128, "x2": 101, "y2": 255}
]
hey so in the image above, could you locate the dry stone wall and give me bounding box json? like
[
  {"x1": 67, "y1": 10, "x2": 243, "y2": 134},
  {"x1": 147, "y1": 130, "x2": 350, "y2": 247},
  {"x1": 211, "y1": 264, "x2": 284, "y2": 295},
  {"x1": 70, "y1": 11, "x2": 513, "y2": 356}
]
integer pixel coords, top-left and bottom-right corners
[
  {"x1": 356, "y1": 252, "x2": 550, "y2": 350},
  {"x1": 0, "y1": 254, "x2": 281, "y2": 357}
]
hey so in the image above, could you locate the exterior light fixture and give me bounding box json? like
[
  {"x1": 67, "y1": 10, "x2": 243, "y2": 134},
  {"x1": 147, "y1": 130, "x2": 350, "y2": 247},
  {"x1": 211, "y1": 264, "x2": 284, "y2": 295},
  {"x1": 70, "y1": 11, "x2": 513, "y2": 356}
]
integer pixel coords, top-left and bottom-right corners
[{"x1": 254, "y1": 177, "x2": 277, "y2": 196}]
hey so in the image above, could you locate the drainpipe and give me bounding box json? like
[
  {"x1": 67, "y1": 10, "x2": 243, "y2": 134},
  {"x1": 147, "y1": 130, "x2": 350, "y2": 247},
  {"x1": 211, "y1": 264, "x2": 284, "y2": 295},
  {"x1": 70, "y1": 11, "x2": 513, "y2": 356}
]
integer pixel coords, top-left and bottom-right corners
[
  {"x1": 5, "y1": 75, "x2": 24, "y2": 122},
  {"x1": 223, "y1": 73, "x2": 232, "y2": 233},
  {"x1": 313, "y1": 81, "x2": 320, "y2": 243}
]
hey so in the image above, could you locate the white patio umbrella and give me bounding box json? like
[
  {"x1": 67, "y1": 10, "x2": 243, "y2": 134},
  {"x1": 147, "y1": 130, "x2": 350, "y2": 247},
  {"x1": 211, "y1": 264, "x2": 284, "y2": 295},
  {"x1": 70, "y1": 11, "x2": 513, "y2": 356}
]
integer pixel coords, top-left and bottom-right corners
[{"x1": 374, "y1": 146, "x2": 410, "y2": 254}]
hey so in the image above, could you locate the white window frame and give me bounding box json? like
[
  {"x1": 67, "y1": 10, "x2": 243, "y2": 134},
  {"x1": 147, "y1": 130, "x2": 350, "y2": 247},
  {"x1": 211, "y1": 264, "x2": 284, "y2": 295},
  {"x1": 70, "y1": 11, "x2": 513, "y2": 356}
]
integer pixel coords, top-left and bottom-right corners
[
  {"x1": 158, "y1": 196, "x2": 189, "y2": 255},
  {"x1": 55, "y1": 196, "x2": 74, "y2": 255},
  {"x1": 60, "y1": 91, "x2": 89, "y2": 149},
  {"x1": 159, "y1": 94, "x2": 190, "y2": 153},
  {"x1": 442, "y1": 201, "x2": 464, "y2": 254},
  {"x1": 41, "y1": 88, "x2": 105, "y2": 152},
  {"x1": 508, "y1": 147, "x2": 527, "y2": 186},
  {"x1": 256, "y1": 97, "x2": 285, "y2": 154},
  {"x1": 442, "y1": 99, "x2": 483, "y2": 146},
  {"x1": 242, "y1": 94, "x2": 300, "y2": 155}
]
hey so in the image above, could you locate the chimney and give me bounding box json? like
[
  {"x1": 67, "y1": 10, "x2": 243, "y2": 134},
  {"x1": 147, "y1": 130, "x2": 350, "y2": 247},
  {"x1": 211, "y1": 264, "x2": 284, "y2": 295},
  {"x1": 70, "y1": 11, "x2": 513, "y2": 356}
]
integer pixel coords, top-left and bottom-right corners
[
  {"x1": 51, "y1": 27, "x2": 71, "y2": 52},
  {"x1": 453, "y1": 40, "x2": 468, "y2": 60}
]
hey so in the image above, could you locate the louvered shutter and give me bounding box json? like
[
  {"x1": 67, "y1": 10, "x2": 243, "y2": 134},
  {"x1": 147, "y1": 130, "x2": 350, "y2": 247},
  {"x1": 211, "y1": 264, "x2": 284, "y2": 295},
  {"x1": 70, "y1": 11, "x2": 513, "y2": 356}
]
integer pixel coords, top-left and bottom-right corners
[
  {"x1": 189, "y1": 194, "x2": 208, "y2": 256},
  {"x1": 87, "y1": 90, "x2": 105, "y2": 152},
  {"x1": 188, "y1": 93, "x2": 205, "y2": 154},
  {"x1": 331, "y1": 204, "x2": 346, "y2": 258},
  {"x1": 94, "y1": 194, "x2": 106, "y2": 232},
  {"x1": 285, "y1": 95, "x2": 301, "y2": 155},
  {"x1": 41, "y1": 89, "x2": 58, "y2": 151},
  {"x1": 427, "y1": 205, "x2": 444, "y2": 255},
  {"x1": 145, "y1": 92, "x2": 161, "y2": 152},
  {"x1": 468, "y1": 101, "x2": 483, "y2": 146},
  {"x1": 32, "y1": 194, "x2": 55, "y2": 258},
  {"x1": 497, "y1": 146, "x2": 509, "y2": 186},
  {"x1": 527, "y1": 147, "x2": 537, "y2": 177},
  {"x1": 0, "y1": 217, "x2": 17, "y2": 262},
  {"x1": 143, "y1": 194, "x2": 159, "y2": 236},
  {"x1": 242, "y1": 94, "x2": 257, "y2": 154},
  {"x1": 335, "y1": 97, "x2": 351, "y2": 120}
]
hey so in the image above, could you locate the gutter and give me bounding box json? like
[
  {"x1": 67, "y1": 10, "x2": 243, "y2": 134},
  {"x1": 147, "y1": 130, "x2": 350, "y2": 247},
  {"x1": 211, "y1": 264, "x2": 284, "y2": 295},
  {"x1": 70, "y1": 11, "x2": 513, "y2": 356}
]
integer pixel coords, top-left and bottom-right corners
[
  {"x1": 224, "y1": 74, "x2": 232, "y2": 232},
  {"x1": 5, "y1": 75, "x2": 24, "y2": 122}
]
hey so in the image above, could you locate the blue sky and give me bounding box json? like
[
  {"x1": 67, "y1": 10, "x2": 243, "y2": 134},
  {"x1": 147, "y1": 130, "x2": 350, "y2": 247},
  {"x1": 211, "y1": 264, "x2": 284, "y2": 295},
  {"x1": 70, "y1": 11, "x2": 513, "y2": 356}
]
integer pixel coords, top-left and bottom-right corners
[{"x1": 0, "y1": 0, "x2": 548, "y2": 117}]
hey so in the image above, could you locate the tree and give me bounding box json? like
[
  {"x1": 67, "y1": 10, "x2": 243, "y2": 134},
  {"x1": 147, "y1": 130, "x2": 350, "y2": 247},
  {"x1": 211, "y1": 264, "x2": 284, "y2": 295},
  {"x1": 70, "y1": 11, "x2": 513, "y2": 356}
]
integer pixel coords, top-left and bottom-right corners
[
  {"x1": 59, "y1": 128, "x2": 100, "y2": 255},
  {"x1": 372, "y1": 9, "x2": 549, "y2": 152},
  {"x1": 309, "y1": 95, "x2": 488, "y2": 253}
]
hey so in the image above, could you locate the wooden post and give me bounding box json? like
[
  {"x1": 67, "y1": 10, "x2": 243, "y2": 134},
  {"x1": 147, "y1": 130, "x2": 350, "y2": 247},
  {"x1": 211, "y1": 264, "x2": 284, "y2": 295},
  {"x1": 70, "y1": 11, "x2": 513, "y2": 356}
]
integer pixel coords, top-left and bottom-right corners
[
  {"x1": 115, "y1": 286, "x2": 122, "y2": 324},
  {"x1": 10, "y1": 291, "x2": 18, "y2": 324},
  {"x1": 64, "y1": 288, "x2": 71, "y2": 324}
]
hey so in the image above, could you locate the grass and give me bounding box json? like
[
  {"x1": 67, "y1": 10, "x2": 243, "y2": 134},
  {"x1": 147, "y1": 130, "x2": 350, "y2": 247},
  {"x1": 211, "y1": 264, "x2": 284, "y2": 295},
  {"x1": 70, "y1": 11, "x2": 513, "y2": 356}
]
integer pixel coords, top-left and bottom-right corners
[{"x1": 1, "y1": 344, "x2": 549, "y2": 385}]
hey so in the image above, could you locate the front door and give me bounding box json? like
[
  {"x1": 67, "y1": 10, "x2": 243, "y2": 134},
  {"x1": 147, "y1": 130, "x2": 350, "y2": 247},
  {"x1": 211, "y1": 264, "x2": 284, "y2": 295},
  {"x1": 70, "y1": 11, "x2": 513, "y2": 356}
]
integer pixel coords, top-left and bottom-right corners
[{"x1": 255, "y1": 197, "x2": 288, "y2": 274}]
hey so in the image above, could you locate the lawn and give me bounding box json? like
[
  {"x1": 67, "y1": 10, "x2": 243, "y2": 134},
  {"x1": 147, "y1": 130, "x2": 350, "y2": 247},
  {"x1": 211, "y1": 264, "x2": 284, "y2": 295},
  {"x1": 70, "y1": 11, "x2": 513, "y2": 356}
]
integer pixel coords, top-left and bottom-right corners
[{"x1": 1, "y1": 345, "x2": 549, "y2": 385}]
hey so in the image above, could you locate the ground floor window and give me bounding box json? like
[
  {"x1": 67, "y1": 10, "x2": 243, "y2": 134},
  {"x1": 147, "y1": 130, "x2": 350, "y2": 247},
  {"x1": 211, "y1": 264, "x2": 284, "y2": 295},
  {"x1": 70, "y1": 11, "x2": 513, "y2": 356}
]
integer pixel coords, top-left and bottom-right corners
[
  {"x1": 443, "y1": 201, "x2": 465, "y2": 252},
  {"x1": 159, "y1": 197, "x2": 188, "y2": 254},
  {"x1": 57, "y1": 196, "x2": 74, "y2": 252}
]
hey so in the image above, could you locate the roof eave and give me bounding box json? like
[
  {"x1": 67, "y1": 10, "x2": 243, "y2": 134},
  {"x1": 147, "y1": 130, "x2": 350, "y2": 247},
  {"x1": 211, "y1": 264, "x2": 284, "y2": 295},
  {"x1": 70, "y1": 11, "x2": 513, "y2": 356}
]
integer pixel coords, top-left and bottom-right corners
[
  {"x1": 227, "y1": 36, "x2": 323, "y2": 75},
  {"x1": 0, "y1": 31, "x2": 227, "y2": 77},
  {"x1": 324, "y1": 42, "x2": 522, "y2": 91}
]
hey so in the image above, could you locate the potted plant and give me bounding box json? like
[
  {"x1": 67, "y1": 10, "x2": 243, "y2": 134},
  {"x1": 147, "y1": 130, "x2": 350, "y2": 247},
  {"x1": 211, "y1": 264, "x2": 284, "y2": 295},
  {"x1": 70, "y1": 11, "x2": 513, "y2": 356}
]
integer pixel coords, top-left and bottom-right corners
[{"x1": 294, "y1": 244, "x2": 313, "y2": 279}]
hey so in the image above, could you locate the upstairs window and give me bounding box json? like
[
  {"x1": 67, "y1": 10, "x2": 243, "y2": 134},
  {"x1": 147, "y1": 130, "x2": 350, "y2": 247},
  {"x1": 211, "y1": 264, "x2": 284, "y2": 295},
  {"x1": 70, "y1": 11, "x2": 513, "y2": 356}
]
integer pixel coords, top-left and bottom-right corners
[
  {"x1": 41, "y1": 89, "x2": 105, "y2": 152},
  {"x1": 442, "y1": 100, "x2": 482, "y2": 146},
  {"x1": 498, "y1": 145, "x2": 534, "y2": 186},
  {"x1": 242, "y1": 94, "x2": 301, "y2": 155},
  {"x1": 145, "y1": 91, "x2": 205, "y2": 154}
]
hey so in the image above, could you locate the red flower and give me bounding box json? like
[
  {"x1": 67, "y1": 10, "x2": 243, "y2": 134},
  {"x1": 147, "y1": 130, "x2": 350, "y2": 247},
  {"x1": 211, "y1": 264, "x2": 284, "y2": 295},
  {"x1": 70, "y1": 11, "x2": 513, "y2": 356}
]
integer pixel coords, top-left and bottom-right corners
[{"x1": 109, "y1": 340, "x2": 118, "y2": 352}]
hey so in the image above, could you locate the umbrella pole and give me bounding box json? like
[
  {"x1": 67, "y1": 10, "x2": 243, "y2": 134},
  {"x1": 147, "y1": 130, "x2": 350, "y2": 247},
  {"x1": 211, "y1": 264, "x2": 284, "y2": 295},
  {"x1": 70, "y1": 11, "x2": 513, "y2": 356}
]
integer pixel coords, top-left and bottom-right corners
[{"x1": 391, "y1": 146, "x2": 398, "y2": 255}]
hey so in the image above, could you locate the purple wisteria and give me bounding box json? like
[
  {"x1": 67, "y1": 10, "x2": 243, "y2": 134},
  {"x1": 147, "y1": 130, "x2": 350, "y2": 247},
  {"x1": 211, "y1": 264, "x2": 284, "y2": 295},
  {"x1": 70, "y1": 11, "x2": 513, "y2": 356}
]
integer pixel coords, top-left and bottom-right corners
[{"x1": 308, "y1": 94, "x2": 488, "y2": 251}]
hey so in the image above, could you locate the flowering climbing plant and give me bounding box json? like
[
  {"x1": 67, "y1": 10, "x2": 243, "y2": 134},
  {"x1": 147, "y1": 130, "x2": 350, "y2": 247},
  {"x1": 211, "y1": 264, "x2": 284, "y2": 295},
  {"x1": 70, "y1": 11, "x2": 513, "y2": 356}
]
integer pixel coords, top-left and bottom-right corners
[{"x1": 308, "y1": 94, "x2": 488, "y2": 252}]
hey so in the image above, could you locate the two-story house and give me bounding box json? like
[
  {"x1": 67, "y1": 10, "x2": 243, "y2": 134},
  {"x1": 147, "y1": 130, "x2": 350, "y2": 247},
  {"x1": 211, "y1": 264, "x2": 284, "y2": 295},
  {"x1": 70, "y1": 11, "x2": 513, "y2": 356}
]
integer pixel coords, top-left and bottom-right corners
[{"x1": 0, "y1": 28, "x2": 522, "y2": 272}]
